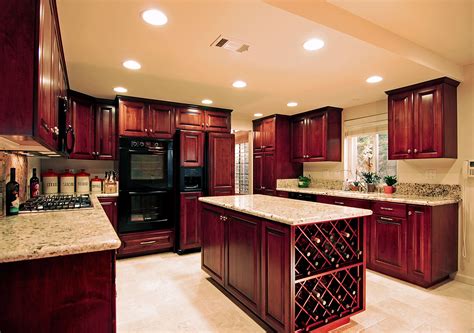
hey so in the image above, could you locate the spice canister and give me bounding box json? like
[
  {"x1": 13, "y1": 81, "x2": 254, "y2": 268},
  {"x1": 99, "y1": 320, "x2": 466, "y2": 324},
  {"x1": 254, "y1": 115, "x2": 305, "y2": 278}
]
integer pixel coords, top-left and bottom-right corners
[
  {"x1": 42, "y1": 169, "x2": 58, "y2": 194},
  {"x1": 91, "y1": 176, "x2": 103, "y2": 194},
  {"x1": 75, "y1": 169, "x2": 90, "y2": 194},
  {"x1": 60, "y1": 169, "x2": 75, "y2": 194}
]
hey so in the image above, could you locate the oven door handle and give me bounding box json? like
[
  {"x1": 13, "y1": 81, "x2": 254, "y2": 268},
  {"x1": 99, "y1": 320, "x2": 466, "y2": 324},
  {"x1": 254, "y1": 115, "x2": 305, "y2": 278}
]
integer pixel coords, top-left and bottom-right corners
[{"x1": 128, "y1": 191, "x2": 167, "y2": 195}]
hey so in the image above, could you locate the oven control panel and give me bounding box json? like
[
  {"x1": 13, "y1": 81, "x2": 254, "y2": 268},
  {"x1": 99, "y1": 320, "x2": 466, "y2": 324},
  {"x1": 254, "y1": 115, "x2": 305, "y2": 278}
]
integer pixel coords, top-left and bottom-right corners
[{"x1": 130, "y1": 140, "x2": 166, "y2": 148}]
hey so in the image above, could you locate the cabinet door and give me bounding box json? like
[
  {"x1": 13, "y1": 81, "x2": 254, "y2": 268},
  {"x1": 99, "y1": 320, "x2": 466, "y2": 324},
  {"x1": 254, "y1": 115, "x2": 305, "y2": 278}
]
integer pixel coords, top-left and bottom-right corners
[
  {"x1": 262, "y1": 151, "x2": 275, "y2": 195},
  {"x1": 205, "y1": 111, "x2": 231, "y2": 133},
  {"x1": 95, "y1": 104, "x2": 116, "y2": 160},
  {"x1": 290, "y1": 117, "x2": 306, "y2": 162},
  {"x1": 225, "y1": 213, "x2": 261, "y2": 314},
  {"x1": 69, "y1": 96, "x2": 95, "y2": 159},
  {"x1": 370, "y1": 215, "x2": 407, "y2": 277},
  {"x1": 180, "y1": 131, "x2": 204, "y2": 167},
  {"x1": 261, "y1": 221, "x2": 290, "y2": 332},
  {"x1": 50, "y1": 27, "x2": 60, "y2": 146},
  {"x1": 118, "y1": 100, "x2": 147, "y2": 137},
  {"x1": 37, "y1": 0, "x2": 54, "y2": 146},
  {"x1": 201, "y1": 206, "x2": 225, "y2": 284},
  {"x1": 253, "y1": 153, "x2": 263, "y2": 194},
  {"x1": 99, "y1": 197, "x2": 118, "y2": 231},
  {"x1": 407, "y1": 206, "x2": 431, "y2": 283},
  {"x1": 179, "y1": 192, "x2": 203, "y2": 250},
  {"x1": 388, "y1": 91, "x2": 413, "y2": 159},
  {"x1": 176, "y1": 108, "x2": 204, "y2": 131},
  {"x1": 149, "y1": 104, "x2": 175, "y2": 138},
  {"x1": 208, "y1": 133, "x2": 235, "y2": 196},
  {"x1": 262, "y1": 117, "x2": 275, "y2": 150},
  {"x1": 413, "y1": 85, "x2": 443, "y2": 158},
  {"x1": 305, "y1": 112, "x2": 327, "y2": 161},
  {"x1": 253, "y1": 120, "x2": 263, "y2": 153}
]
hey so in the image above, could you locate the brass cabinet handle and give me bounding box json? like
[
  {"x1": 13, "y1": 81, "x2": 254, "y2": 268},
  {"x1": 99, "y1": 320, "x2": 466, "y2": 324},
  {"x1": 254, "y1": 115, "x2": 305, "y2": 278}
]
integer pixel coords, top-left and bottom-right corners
[
  {"x1": 140, "y1": 240, "x2": 157, "y2": 245},
  {"x1": 334, "y1": 201, "x2": 345, "y2": 205},
  {"x1": 380, "y1": 207, "x2": 394, "y2": 211},
  {"x1": 379, "y1": 216, "x2": 394, "y2": 222}
]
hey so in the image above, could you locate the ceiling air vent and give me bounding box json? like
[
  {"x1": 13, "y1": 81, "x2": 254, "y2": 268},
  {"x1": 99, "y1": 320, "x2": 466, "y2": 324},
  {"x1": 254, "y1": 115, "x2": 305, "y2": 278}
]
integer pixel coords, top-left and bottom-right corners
[{"x1": 211, "y1": 35, "x2": 250, "y2": 53}]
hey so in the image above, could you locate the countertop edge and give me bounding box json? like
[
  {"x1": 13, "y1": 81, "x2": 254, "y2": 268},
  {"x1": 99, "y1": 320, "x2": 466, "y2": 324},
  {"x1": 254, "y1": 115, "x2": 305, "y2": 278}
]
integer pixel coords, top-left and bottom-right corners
[{"x1": 275, "y1": 187, "x2": 460, "y2": 206}]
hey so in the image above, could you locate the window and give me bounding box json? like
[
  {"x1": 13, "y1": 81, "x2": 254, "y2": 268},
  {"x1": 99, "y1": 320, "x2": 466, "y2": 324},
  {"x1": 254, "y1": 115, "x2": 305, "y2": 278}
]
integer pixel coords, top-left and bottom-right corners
[
  {"x1": 235, "y1": 142, "x2": 249, "y2": 194},
  {"x1": 343, "y1": 114, "x2": 396, "y2": 181}
]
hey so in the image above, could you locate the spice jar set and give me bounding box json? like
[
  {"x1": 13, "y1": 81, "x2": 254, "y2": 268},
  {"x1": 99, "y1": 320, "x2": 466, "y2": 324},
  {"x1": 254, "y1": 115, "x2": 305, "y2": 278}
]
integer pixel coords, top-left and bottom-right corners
[{"x1": 41, "y1": 169, "x2": 118, "y2": 195}]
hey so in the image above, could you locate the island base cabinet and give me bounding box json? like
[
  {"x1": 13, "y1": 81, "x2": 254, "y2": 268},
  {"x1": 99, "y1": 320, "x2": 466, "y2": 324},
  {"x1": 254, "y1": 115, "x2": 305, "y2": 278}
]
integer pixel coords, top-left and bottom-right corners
[
  {"x1": 0, "y1": 251, "x2": 116, "y2": 333},
  {"x1": 201, "y1": 203, "x2": 367, "y2": 333}
]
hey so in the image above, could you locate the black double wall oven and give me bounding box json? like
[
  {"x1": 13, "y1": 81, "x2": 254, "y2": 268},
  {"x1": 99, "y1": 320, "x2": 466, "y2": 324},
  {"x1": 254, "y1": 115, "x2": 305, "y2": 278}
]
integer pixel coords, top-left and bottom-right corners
[{"x1": 119, "y1": 137, "x2": 174, "y2": 233}]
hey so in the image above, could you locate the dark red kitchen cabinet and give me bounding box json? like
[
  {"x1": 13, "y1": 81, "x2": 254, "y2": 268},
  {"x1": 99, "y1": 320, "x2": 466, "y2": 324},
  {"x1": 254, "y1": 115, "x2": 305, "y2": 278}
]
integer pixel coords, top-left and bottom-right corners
[
  {"x1": 98, "y1": 197, "x2": 118, "y2": 231},
  {"x1": 180, "y1": 130, "x2": 204, "y2": 167},
  {"x1": 388, "y1": 91, "x2": 413, "y2": 159},
  {"x1": 148, "y1": 104, "x2": 175, "y2": 138},
  {"x1": 208, "y1": 132, "x2": 235, "y2": 196},
  {"x1": 201, "y1": 205, "x2": 225, "y2": 285},
  {"x1": 252, "y1": 115, "x2": 302, "y2": 196},
  {"x1": 179, "y1": 192, "x2": 203, "y2": 251},
  {"x1": 407, "y1": 206, "x2": 430, "y2": 284},
  {"x1": 370, "y1": 214, "x2": 407, "y2": 278},
  {"x1": 316, "y1": 195, "x2": 371, "y2": 209},
  {"x1": 176, "y1": 108, "x2": 204, "y2": 131},
  {"x1": 225, "y1": 213, "x2": 261, "y2": 314},
  {"x1": 118, "y1": 229, "x2": 174, "y2": 258},
  {"x1": 69, "y1": 94, "x2": 95, "y2": 160},
  {"x1": 95, "y1": 102, "x2": 117, "y2": 160},
  {"x1": 0, "y1": 0, "x2": 69, "y2": 151},
  {"x1": 290, "y1": 107, "x2": 342, "y2": 162},
  {"x1": 205, "y1": 110, "x2": 231, "y2": 133},
  {"x1": 118, "y1": 100, "x2": 147, "y2": 137},
  {"x1": 386, "y1": 77, "x2": 459, "y2": 160}
]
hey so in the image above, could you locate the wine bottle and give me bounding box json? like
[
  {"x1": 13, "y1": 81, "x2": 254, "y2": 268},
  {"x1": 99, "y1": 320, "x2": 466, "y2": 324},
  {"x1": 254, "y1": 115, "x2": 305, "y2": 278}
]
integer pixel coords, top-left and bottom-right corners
[
  {"x1": 342, "y1": 231, "x2": 351, "y2": 238},
  {"x1": 29, "y1": 168, "x2": 40, "y2": 198},
  {"x1": 312, "y1": 236, "x2": 322, "y2": 244},
  {"x1": 6, "y1": 168, "x2": 20, "y2": 216}
]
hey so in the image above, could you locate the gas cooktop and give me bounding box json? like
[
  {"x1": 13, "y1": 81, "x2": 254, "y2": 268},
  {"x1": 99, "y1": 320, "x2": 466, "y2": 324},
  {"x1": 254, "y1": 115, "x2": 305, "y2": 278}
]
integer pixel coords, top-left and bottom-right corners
[{"x1": 19, "y1": 194, "x2": 93, "y2": 213}]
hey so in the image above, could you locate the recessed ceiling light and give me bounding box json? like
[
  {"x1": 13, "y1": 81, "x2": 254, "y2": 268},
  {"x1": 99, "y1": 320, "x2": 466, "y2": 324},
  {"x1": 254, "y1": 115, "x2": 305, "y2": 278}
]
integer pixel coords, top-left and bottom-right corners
[
  {"x1": 287, "y1": 102, "x2": 298, "y2": 107},
  {"x1": 366, "y1": 75, "x2": 383, "y2": 83},
  {"x1": 303, "y1": 38, "x2": 325, "y2": 51},
  {"x1": 254, "y1": 113, "x2": 263, "y2": 117},
  {"x1": 122, "y1": 60, "x2": 141, "y2": 70},
  {"x1": 113, "y1": 87, "x2": 127, "y2": 93},
  {"x1": 142, "y1": 9, "x2": 168, "y2": 26},
  {"x1": 232, "y1": 80, "x2": 247, "y2": 88},
  {"x1": 201, "y1": 99, "x2": 213, "y2": 105}
]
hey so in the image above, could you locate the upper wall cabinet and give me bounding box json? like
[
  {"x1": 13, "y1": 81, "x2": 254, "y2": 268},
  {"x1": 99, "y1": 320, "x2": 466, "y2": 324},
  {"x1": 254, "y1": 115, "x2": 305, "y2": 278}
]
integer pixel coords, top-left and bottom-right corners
[
  {"x1": 69, "y1": 91, "x2": 117, "y2": 160},
  {"x1": 176, "y1": 108, "x2": 231, "y2": 133},
  {"x1": 386, "y1": 77, "x2": 459, "y2": 160},
  {"x1": 290, "y1": 107, "x2": 343, "y2": 163},
  {"x1": 118, "y1": 98, "x2": 175, "y2": 138},
  {"x1": 0, "y1": 0, "x2": 69, "y2": 151}
]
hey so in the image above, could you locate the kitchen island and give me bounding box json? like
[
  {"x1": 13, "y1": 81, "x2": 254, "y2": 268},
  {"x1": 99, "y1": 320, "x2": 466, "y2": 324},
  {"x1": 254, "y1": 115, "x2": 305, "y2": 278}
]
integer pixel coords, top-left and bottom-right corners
[
  {"x1": 0, "y1": 195, "x2": 121, "y2": 332},
  {"x1": 199, "y1": 195, "x2": 372, "y2": 333}
]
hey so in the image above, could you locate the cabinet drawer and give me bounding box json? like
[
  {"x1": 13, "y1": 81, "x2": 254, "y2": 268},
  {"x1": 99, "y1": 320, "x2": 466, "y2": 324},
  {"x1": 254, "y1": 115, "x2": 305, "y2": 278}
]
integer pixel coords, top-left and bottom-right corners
[
  {"x1": 119, "y1": 229, "x2": 174, "y2": 256},
  {"x1": 316, "y1": 195, "x2": 371, "y2": 209},
  {"x1": 372, "y1": 201, "x2": 406, "y2": 218}
]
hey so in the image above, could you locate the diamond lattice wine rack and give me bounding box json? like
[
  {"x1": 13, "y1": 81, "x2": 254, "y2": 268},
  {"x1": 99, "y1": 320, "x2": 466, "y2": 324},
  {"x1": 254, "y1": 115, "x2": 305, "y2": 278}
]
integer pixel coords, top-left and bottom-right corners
[{"x1": 293, "y1": 217, "x2": 366, "y2": 332}]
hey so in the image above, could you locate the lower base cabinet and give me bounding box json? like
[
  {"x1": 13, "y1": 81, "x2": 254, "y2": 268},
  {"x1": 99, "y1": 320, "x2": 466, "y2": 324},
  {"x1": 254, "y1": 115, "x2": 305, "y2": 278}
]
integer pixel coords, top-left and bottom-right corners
[
  {"x1": 98, "y1": 196, "x2": 118, "y2": 231},
  {"x1": 178, "y1": 192, "x2": 203, "y2": 252}
]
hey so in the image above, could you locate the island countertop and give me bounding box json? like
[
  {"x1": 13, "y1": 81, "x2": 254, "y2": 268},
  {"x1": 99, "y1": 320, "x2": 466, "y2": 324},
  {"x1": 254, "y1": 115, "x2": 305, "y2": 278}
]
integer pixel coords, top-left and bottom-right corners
[
  {"x1": 199, "y1": 194, "x2": 372, "y2": 225},
  {"x1": 0, "y1": 195, "x2": 121, "y2": 264}
]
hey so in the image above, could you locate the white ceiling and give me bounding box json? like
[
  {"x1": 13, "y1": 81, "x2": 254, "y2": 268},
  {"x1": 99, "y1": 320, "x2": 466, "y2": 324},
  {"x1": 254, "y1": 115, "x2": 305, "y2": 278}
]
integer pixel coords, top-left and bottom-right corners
[{"x1": 57, "y1": 0, "x2": 473, "y2": 123}]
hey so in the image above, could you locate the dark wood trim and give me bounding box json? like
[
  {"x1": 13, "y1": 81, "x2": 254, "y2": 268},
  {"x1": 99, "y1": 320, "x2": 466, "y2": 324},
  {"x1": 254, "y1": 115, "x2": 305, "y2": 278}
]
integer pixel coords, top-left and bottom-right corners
[{"x1": 385, "y1": 76, "x2": 460, "y2": 95}]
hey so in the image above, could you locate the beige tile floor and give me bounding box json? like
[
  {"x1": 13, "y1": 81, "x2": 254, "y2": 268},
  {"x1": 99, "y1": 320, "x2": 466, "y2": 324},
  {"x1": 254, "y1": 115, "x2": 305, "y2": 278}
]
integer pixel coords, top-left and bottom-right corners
[{"x1": 117, "y1": 252, "x2": 474, "y2": 333}]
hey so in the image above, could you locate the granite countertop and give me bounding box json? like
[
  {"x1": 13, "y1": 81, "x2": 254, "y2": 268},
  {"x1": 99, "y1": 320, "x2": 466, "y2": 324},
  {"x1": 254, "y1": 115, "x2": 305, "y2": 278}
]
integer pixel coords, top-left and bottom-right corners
[
  {"x1": 275, "y1": 187, "x2": 459, "y2": 206},
  {"x1": 0, "y1": 195, "x2": 121, "y2": 264},
  {"x1": 199, "y1": 194, "x2": 372, "y2": 225}
]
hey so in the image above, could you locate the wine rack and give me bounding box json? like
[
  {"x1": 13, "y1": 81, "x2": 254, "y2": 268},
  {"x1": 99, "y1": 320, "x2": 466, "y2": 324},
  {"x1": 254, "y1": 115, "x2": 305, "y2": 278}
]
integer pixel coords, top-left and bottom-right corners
[{"x1": 294, "y1": 217, "x2": 365, "y2": 332}]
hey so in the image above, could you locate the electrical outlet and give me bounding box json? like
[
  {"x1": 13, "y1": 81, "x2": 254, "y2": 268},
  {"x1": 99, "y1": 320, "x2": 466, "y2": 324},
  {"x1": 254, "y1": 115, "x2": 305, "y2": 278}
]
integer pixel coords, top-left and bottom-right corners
[{"x1": 425, "y1": 169, "x2": 437, "y2": 180}]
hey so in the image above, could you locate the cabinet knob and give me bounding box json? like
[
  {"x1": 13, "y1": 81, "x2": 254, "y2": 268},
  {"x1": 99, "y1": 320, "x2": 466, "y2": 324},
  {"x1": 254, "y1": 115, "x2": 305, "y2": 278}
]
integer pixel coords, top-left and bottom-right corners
[
  {"x1": 407, "y1": 149, "x2": 411, "y2": 154},
  {"x1": 149, "y1": 129, "x2": 153, "y2": 133},
  {"x1": 408, "y1": 211, "x2": 412, "y2": 216},
  {"x1": 145, "y1": 128, "x2": 148, "y2": 132},
  {"x1": 414, "y1": 148, "x2": 418, "y2": 153},
  {"x1": 201, "y1": 123, "x2": 205, "y2": 127}
]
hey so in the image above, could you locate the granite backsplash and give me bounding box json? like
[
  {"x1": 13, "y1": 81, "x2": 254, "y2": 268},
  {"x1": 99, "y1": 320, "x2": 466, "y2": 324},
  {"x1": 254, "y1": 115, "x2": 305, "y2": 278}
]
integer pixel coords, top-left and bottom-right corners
[{"x1": 276, "y1": 178, "x2": 462, "y2": 200}]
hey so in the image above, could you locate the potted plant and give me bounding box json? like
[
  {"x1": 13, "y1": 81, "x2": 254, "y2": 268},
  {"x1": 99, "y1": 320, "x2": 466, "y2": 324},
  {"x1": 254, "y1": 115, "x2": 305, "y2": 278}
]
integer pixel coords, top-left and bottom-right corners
[
  {"x1": 383, "y1": 175, "x2": 397, "y2": 194},
  {"x1": 298, "y1": 175, "x2": 311, "y2": 188},
  {"x1": 350, "y1": 180, "x2": 361, "y2": 191},
  {"x1": 360, "y1": 171, "x2": 380, "y2": 193}
]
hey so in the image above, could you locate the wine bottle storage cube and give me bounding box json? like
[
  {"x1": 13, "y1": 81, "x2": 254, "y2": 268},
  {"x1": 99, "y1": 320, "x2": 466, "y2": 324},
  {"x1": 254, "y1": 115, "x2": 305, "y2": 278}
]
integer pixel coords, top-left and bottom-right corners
[
  {"x1": 295, "y1": 217, "x2": 363, "y2": 279},
  {"x1": 294, "y1": 265, "x2": 364, "y2": 331}
]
